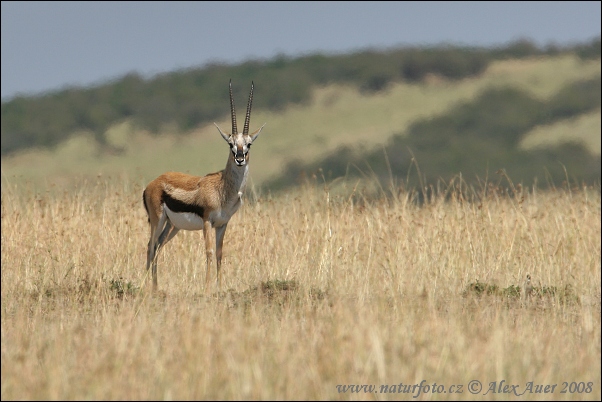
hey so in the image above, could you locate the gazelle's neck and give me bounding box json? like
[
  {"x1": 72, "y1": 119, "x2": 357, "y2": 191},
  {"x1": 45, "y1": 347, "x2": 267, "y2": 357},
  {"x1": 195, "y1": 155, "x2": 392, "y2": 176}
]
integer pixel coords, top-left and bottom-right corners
[{"x1": 222, "y1": 155, "x2": 249, "y2": 201}]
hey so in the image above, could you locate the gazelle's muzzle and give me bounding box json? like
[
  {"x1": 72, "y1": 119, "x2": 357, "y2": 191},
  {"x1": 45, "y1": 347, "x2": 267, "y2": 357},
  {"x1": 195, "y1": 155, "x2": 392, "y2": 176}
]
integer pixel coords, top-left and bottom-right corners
[{"x1": 234, "y1": 149, "x2": 246, "y2": 165}]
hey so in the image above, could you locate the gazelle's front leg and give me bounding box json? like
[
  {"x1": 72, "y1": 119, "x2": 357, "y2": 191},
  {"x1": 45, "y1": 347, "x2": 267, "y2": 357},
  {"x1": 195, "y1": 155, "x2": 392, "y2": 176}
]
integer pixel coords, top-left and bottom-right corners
[
  {"x1": 203, "y1": 220, "x2": 215, "y2": 291},
  {"x1": 215, "y1": 224, "x2": 228, "y2": 289}
]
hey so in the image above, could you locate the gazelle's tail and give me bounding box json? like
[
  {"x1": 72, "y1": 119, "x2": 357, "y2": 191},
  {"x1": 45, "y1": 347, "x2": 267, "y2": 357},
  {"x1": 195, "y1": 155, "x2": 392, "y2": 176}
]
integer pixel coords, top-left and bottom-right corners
[{"x1": 142, "y1": 189, "x2": 150, "y2": 223}]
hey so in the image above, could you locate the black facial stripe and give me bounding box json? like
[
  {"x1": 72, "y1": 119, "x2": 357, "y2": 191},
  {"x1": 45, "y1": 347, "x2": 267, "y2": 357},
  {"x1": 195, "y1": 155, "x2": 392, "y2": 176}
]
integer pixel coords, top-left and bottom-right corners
[
  {"x1": 162, "y1": 191, "x2": 205, "y2": 218},
  {"x1": 232, "y1": 147, "x2": 247, "y2": 159}
]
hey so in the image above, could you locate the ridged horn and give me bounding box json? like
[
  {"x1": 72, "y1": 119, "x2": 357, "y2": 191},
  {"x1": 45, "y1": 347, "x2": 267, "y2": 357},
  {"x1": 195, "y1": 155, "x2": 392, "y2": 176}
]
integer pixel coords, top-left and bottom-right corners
[
  {"x1": 243, "y1": 82, "x2": 254, "y2": 136},
  {"x1": 229, "y1": 80, "x2": 238, "y2": 135}
]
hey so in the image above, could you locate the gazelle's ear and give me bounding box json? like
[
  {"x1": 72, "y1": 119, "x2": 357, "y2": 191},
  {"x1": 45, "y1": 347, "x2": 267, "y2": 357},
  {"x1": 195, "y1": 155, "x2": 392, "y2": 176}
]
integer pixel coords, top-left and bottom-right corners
[
  {"x1": 214, "y1": 122, "x2": 230, "y2": 142},
  {"x1": 250, "y1": 123, "x2": 266, "y2": 143}
]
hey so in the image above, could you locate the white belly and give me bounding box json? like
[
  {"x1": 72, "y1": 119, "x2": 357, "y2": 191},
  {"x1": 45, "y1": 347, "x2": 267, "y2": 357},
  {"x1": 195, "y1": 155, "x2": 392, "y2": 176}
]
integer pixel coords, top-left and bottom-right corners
[{"x1": 164, "y1": 205, "x2": 204, "y2": 230}]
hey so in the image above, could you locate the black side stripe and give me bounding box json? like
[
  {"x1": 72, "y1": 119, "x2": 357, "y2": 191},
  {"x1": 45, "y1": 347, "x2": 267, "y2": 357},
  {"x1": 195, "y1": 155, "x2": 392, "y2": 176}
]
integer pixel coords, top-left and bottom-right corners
[{"x1": 161, "y1": 191, "x2": 205, "y2": 218}]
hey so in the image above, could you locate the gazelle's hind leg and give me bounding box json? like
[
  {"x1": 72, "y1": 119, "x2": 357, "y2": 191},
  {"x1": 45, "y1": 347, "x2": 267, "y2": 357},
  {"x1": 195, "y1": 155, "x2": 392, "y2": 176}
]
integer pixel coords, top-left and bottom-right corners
[
  {"x1": 154, "y1": 222, "x2": 179, "y2": 286},
  {"x1": 147, "y1": 209, "x2": 167, "y2": 276},
  {"x1": 146, "y1": 209, "x2": 179, "y2": 289}
]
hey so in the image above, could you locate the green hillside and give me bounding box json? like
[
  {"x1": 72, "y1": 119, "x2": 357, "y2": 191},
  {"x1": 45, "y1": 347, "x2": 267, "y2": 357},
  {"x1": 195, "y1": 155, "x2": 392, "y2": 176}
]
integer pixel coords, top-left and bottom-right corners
[
  {"x1": 1, "y1": 39, "x2": 600, "y2": 192},
  {"x1": 266, "y1": 74, "x2": 600, "y2": 194}
]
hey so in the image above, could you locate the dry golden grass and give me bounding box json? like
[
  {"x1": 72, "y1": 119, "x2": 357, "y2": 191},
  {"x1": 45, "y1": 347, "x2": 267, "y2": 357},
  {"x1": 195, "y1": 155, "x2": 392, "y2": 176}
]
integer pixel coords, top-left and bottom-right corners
[{"x1": 1, "y1": 176, "x2": 600, "y2": 400}]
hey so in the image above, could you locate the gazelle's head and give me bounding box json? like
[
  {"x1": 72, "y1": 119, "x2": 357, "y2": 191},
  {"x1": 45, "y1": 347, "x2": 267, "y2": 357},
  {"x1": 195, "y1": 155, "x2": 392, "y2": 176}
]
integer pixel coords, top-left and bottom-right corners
[{"x1": 215, "y1": 80, "x2": 265, "y2": 167}]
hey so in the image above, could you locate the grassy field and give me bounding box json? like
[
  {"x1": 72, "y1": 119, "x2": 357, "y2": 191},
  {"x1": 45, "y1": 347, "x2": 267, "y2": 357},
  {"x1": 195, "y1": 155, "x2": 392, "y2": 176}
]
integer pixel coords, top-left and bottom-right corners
[
  {"x1": 1, "y1": 175, "x2": 600, "y2": 400},
  {"x1": 1, "y1": 54, "x2": 600, "y2": 192}
]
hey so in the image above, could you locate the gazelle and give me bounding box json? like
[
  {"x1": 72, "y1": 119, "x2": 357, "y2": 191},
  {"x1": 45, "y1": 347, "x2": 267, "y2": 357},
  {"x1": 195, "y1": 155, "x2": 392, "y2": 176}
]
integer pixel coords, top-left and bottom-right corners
[{"x1": 142, "y1": 80, "x2": 265, "y2": 290}]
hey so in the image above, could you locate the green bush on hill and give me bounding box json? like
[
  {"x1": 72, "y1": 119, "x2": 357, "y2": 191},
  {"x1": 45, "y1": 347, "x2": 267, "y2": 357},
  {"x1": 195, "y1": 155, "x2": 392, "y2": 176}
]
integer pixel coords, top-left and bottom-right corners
[
  {"x1": 265, "y1": 76, "x2": 601, "y2": 192},
  {"x1": 2, "y1": 38, "x2": 600, "y2": 156}
]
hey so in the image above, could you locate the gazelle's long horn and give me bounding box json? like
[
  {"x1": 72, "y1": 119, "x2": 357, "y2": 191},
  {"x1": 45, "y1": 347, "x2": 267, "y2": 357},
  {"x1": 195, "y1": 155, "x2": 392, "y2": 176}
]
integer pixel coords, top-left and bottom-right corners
[
  {"x1": 243, "y1": 82, "x2": 254, "y2": 136},
  {"x1": 229, "y1": 80, "x2": 238, "y2": 135}
]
